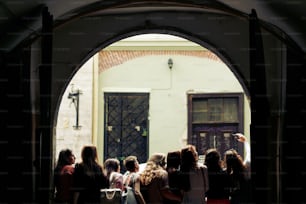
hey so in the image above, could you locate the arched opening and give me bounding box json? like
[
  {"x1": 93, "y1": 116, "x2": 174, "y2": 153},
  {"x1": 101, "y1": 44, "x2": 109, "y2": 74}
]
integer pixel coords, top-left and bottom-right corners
[
  {"x1": 1, "y1": 1, "x2": 306, "y2": 203},
  {"x1": 54, "y1": 32, "x2": 251, "y2": 176},
  {"x1": 41, "y1": 3, "x2": 291, "y2": 203}
]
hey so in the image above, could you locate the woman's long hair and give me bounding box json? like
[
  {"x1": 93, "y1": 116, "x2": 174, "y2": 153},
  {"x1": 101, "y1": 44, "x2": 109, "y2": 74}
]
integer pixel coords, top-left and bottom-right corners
[
  {"x1": 166, "y1": 151, "x2": 181, "y2": 170},
  {"x1": 205, "y1": 148, "x2": 223, "y2": 172},
  {"x1": 180, "y1": 144, "x2": 198, "y2": 191},
  {"x1": 54, "y1": 149, "x2": 73, "y2": 173},
  {"x1": 80, "y1": 146, "x2": 102, "y2": 177},
  {"x1": 224, "y1": 149, "x2": 246, "y2": 176},
  {"x1": 54, "y1": 149, "x2": 74, "y2": 184},
  {"x1": 224, "y1": 148, "x2": 247, "y2": 192},
  {"x1": 140, "y1": 153, "x2": 166, "y2": 185}
]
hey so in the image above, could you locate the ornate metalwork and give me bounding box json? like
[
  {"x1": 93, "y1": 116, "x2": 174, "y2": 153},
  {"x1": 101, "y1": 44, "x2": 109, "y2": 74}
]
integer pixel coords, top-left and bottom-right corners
[{"x1": 104, "y1": 93, "x2": 149, "y2": 165}]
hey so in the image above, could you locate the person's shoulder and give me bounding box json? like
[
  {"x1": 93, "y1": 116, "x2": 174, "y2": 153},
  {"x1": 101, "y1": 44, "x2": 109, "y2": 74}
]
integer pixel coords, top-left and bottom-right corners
[
  {"x1": 73, "y1": 163, "x2": 85, "y2": 175},
  {"x1": 62, "y1": 165, "x2": 74, "y2": 174},
  {"x1": 92, "y1": 163, "x2": 103, "y2": 171},
  {"x1": 112, "y1": 171, "x2": 123, "y2": 178},
  {"x1": 196, "y1": 164, "x2": 208, "y2": 175},
  {"x1": 197, "y1": 163, "x2": 207, "y2": 169},
  {"x1": 123, "y1": 171, "x2": 130, "y2": 177},
  {"x1": 129, "y1": 171, "x2": 140, "y2": 177},
  {"x1": 153, "y1": 168, "x2": 168, "y2": 176}
]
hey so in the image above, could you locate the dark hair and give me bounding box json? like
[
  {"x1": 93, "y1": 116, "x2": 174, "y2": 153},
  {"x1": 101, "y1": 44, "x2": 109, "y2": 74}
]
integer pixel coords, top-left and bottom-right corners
[
  {"x1": 180, "y1": 145, "x2": 198, "y2": 191},
  {"x1": 205, "y1": 148, "x2": 222, "y2": 171},
  {"x1": 123, "y1": 156, "x2": 138, "y2": 172},
  {"x1": 104, "y1": 158, "x2": 120, "y2": 178},
  {"x1": 181, "y1": 145, "x2": 197, "y2": 172},
  {"x1": 81, "y1": 146, "x2": 99, "y2": 167},
  {"x1": 224, "y1": 149, "x2": 246, "y2": 176},
  {"x1": 55, "y1": 149, "x2": 74, "y2": 171},
  {"x1": 54, "y1": 149, "x2": 74, "y2": 186},
  {"x1": 166, "y1": 151, "x2": 181, "y2": 169},
  {"x1": 78, "y1": 145, "x2": 105, "y2": 179}
]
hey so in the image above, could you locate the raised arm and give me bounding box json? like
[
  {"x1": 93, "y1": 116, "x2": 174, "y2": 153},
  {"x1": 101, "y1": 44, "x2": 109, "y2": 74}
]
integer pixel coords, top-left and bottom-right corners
[{"x1": 233, "y1": 133, "x2": 251, "y2": 165}]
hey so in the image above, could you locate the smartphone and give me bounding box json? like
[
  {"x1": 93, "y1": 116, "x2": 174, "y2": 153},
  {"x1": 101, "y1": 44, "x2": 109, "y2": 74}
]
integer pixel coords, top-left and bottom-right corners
[{"x1": 231, "y1": 133, "x2": 239, "y2": 139}]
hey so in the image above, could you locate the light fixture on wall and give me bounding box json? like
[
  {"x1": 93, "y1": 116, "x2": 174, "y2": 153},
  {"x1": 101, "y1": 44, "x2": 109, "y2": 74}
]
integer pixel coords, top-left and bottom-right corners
[
  {"x1": 68, "y1": 84, "x2": 82, "y2": 130},
  {"x1": 168, "y1": 58, "x2": 173, "y2": 69}
]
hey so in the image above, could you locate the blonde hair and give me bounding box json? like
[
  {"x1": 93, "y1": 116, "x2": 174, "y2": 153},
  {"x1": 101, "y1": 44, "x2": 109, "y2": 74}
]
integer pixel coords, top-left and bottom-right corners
[{"x1": 140, "y1": 153, "x2": 166, "y2": 185}]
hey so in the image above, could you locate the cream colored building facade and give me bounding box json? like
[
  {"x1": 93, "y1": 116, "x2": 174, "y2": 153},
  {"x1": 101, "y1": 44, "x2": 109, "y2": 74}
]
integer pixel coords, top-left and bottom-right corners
[{"x1": 54, "y1": 34, "x2": 250, "y2": 164}]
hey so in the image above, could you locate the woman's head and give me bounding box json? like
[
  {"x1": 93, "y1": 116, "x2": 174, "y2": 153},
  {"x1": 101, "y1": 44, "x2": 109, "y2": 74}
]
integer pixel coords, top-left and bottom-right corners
[
  {"x1": 140, "y1": 153, "x2": 166, "y2": 186},
  {"x1": 224, "y1": 149, "x2": 239, "y2": 163},
  {"x1": 179, "y1": 145, "x2": 199, "y2": 192},
  {"x1": 148, "y1": 153, "x2": 166, "y2": 168},
  {"x1": 123, "y1": 156, "x2": 139, "y2": 172},
  {"x1": 81, "y1": 146, "x2": 98, "y2": 165},
  {"x1": 104, "y1": 158, "x2": 121, "y2": 177},
  {"x1": 224, "y1": 149, "x2": 245, "y2": 174},
  {"x1": 181, "y1": 144, "x2": 198, "y2": 171},
  {"x1": 56, "y1": 148, "x2": 75, "y2": 168},
  {"x1": 166, "y1": 150, "x2": 181, "y2": 170},
  {"x1": 204, "y1": 148, "x2": 222, "y2": 170}
]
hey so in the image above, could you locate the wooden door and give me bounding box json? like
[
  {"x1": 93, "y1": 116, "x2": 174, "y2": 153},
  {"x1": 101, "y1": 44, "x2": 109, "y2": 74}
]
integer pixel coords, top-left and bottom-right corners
[
  {"x1": 188, "y1": 93, "x2": 244, "y2": 158},
  {"x1": 191, "y1": 124, "x2": 241, "y2": 159}
]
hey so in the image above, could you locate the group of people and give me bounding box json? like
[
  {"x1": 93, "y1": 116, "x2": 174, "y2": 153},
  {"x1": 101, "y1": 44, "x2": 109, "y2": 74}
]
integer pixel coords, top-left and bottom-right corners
[
  {"x1": 204, "y1": 134, "x2": 251, "y2": 204},
  {"x1": 53, "y1": 133, "x2": 251, "y2": 204}
]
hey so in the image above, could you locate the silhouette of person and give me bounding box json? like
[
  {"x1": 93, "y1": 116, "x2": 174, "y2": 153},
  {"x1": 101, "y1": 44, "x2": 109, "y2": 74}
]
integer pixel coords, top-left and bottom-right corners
[
  {"x1": 180, "y1": 144, "x2": 209, "y2": 204},
  {"x1": 72, "y1": 146, "x2": 108, "y2": 204},
  {"x1": 204, "y1": 148, "x2": 230, "y2": 204},
  {"x1": 224, "y1": 148, "x2": 251, "y2": 204},
  {"x1": 165, "y1": 150, "x2": 183, "y2": 204},
  {"x1": 104, "y1": 158, "x2": 124, "y2": 190},
  {"x1": 123, "y1": 155, "x2": 146, "y2": 204},
  {"x1": 54, "y1": 148, "x2": 76, "y2": 204}
]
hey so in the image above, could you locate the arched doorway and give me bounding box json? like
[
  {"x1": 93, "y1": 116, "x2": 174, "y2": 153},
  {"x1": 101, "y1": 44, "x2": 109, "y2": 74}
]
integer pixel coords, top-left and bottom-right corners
[
  {"x1": 55, "y1": 33, "x2": 251, "y2": 170},
  {"x1": 1, "y1": 2, "x2": 304, "y2": 204},
  {"x1": 42, "y1": 3, "x2": 287, "y2": 203}
]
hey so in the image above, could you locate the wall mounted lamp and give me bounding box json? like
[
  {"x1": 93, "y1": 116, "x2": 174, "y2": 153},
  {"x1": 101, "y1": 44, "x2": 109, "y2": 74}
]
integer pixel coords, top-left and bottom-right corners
[
  {"x1": 68, "y1": 84, "x2": 82, "y2": 130},
  {"x1": 168, "y1": 58, "x2": 173, "y2": 69}
]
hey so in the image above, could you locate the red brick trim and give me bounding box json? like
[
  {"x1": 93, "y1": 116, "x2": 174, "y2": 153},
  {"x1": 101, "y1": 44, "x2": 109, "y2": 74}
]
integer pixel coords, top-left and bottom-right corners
[{"x1": 98, "y1": 50, "x2": 221, "y2": 73}]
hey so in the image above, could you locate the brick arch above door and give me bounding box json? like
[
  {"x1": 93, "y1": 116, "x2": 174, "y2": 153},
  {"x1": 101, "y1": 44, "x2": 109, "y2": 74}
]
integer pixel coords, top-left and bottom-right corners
[{"x1": 98, "y1": 50, "x2": 221, "y2": 73}]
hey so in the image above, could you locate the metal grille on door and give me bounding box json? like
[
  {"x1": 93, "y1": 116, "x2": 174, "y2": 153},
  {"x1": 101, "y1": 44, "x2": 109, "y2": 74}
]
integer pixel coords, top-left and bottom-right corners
[{"x1": 104, "y1": 93, "x2": 149, "y2": 166}]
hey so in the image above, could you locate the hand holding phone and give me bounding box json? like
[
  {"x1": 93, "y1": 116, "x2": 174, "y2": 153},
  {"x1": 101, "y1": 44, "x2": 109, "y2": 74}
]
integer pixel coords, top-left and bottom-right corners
[{"x1": 232, "y1": 133, "x2": 246, "y2": 142}]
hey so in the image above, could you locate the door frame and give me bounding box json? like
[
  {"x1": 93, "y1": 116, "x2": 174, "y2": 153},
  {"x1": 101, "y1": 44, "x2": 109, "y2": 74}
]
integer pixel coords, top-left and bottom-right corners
[
  {"x1": 187, "y1": 92, "x2": 244, "y2": 156},
  {"x1": 103, "y1": 92, "x2": 150, "y2": 165}
]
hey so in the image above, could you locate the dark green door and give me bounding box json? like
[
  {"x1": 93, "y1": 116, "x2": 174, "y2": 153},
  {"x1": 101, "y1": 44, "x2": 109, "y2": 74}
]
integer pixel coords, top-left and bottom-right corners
[{"x1": 104, "y1": 93, "x2": 149, "y2": 165}]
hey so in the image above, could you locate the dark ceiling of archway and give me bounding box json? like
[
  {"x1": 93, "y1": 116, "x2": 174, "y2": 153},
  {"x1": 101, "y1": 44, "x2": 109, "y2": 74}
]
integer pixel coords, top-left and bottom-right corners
[{"x1": 0, "y1": 0, "x2": 306, "y2": 53}]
